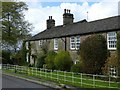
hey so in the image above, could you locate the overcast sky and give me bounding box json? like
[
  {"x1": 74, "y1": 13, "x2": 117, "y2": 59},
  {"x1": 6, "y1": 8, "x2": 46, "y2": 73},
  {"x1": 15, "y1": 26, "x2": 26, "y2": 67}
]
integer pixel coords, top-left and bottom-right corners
[{"x1": 22, "y1": 0, "x2": 120, "y2": 35}]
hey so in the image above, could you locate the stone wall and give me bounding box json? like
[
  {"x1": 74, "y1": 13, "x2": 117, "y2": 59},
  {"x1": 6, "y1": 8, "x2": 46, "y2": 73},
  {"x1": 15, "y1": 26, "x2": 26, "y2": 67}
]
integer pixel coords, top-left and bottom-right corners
[{"x1": 28, "y1": 31, "x2": 119, "y2": 65}]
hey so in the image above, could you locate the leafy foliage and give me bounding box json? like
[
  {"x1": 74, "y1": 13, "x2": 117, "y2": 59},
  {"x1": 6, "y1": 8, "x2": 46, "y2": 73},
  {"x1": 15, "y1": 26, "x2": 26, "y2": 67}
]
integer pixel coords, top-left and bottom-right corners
[
  {"x1": 117, "y1": 32, "x2": 120, "y2": 60},
  {"x1": 102, "y1": 53, "x2": 118, "y2": 76},
  {"x1": 71, "y1": 63, "x2": 82, "y2": 73},
  {"x1": 35, "y1": 54, "x2": 46, "y2": 68},
  {"x1": 45, "y1": 51, "x2": 57, "y2": 70},
  {"x1": 2, "y1": 50, "x2": 12, "y2": 64},
  {"x1": 54, "y1": 51, "x2": 73, "y2": 71},
  {"x1": 35, "y1": 42, "x2": 49, "y2": 68},
  {"x1": 2, "y1": 1, "x2": 32, "y2": 51},
  {"x1": 117, "y1": 32, "x2": 120, "y2": 77},
  {"x1": 79, "y1": 34, "x2": 108, "y2": 74}
]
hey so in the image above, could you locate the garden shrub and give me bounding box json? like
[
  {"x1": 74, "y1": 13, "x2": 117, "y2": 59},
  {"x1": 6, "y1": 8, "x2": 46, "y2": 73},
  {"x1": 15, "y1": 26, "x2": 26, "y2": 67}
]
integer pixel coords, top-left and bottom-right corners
[
  {"x1": 54, "y1": 51, "x2": 73, "y2": 71},
  {"x1": 45, "y1": 51, "x2": 57, "y2": 70},
  {"x1": 71, "y1": 63, "x2": 82, "y2": 73},
  {"x1": 35, "y1": 54, "x2": 46, "y2": 68},
  {"x1": 102, "y1": 53, "x2": 118, "y2": 76},
  {"x1": 79, "y1": 34, "x2": 108, "y2": 74},
  {"x1": 35, "y1": 42, "x2": 49, "y2": 68}
]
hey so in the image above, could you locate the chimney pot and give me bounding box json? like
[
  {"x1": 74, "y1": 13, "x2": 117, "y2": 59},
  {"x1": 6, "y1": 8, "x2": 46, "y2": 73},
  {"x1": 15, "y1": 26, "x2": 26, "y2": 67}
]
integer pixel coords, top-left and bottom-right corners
[
  {"x1": 47, "y1": 16, "x2": 55, "y2": 29},
  {"x1": 67, "y1": 9, "x2": 69, "y2": 13},
  {"x1": 64, "y1": 9, "x2": 66, "y2": 13},
  {"x1": 68, "y1": 10, "x2": 70, "y2": 13},
  {"x1": 63, "y1": 9, "x2": 74, "y2": 25}
]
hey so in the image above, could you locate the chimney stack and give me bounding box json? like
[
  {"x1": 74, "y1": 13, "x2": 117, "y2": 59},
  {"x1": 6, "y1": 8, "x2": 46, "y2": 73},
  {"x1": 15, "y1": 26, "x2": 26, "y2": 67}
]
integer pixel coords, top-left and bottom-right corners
[
  {"x1": 46, "y1": 16, "x2": 55, "y2": 29},
  {"x1": 63, "y1": 9, "x2": 74, "y2": 25}
]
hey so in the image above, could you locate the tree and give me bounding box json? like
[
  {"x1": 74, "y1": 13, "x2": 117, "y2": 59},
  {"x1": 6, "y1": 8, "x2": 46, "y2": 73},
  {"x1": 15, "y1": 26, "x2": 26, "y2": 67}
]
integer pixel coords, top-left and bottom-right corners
[
  {"x1": 79, "y1": 34, "x2": 108, "y2": 74},
  {"x1": 117, "y1": 32, "x2": 120, "y2": 77},
  {"x1": 54, "y1": 51, "x2": 73, "y2": 71},
  {"x1": 2, "y1": 1, "x2": 32, "y2": 52},
  {"x1": 117, "y1": 32, "x2": 120, "y2": 60}
]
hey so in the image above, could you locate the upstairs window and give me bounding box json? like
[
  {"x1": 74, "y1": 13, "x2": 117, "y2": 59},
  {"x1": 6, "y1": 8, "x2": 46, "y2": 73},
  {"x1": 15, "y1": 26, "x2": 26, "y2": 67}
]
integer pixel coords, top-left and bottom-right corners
[
  {"x1": 107, "y1": 32, "x2": 117, "y2": 50},
  {"x1": 70, "y1": 37, "x2": 75, "y2": 49},
  {"x1": 39, "y1": 40, "x2": 43, "y2": 47},
  {"x1": 70, "y1": 36, "x2": 80, "y2": 50},
  {"x1": 54, "y1": 38, "x2": 58, "y2": 50},
  {"x1": 76, "y1": 36, "x2": 80, "y2": 50}
]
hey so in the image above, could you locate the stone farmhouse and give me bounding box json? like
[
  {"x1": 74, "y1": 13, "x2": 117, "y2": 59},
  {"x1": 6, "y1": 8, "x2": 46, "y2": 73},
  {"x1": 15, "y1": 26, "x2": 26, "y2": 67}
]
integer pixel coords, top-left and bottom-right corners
[{"x1": 26, "y1": 9, "x2": 120, "y2": 65}]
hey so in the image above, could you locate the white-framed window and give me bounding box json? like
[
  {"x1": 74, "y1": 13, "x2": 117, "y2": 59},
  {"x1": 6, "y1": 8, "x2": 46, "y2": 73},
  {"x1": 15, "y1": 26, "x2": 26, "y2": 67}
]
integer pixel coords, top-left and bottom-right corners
[
  {"x1": 26, "y1": 53, "x2": 29, "y2": 62},
  {"x1": 76, "y1": 36, "x2": 80, "y2": 49},
  {"x1": 26, "y1": 42, "x2": 28, "y2": 50},
  {"x1": 70, "y1": 36, "x2": 80, "y2": 50},
  {"x1": 70, "y1": 37, "x2": 75, "y2": 49},
  {"x1": 54, "y1": 38, "x2": 58, "y2": 50},
  {"x1": 107, "y1": 32, "x2": 117, "y2": 50},
  {"x1": 74, "y1": 60, "x2": 80, "y2": 64},
  {"x1": 39, "y1": 40, "x2": 43, "y2": 47}
]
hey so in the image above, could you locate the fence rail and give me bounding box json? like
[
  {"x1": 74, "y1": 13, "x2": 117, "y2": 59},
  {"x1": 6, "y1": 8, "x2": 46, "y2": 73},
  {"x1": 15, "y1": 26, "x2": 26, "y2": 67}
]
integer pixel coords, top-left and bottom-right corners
[{"x1": 2, "y1": 64, "x2": 120, "y2": 89}]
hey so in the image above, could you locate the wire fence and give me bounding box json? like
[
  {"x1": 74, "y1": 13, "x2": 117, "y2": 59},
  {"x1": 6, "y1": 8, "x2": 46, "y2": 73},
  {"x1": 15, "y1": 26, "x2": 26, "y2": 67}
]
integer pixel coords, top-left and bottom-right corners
[{"x1": 2, "y1": 64, "x2": 120, "y2": 89}]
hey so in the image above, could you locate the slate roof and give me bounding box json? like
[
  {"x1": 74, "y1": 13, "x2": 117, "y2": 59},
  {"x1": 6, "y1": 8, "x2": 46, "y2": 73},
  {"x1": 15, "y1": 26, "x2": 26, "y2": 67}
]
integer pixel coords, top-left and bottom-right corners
[{"x1": 28, "y1": 15, "x2": 120, "y2": 41}]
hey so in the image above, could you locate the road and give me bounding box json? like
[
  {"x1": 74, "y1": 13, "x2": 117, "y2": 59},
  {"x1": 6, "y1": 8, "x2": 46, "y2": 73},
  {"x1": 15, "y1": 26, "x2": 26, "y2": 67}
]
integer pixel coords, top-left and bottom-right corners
[{"x1": 2, "y1": 74, "x2": 53, "y2": 89}]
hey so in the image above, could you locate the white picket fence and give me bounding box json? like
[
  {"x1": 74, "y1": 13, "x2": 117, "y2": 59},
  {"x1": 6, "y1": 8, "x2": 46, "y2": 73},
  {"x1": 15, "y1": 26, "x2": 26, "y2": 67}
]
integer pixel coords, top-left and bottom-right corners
[{"x1": 2, "y1": 64, "x2": 120, "y2": 89}]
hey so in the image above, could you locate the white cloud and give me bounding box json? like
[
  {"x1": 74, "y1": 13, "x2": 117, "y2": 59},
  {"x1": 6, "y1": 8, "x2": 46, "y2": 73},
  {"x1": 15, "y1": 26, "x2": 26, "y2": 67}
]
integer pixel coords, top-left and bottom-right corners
[{"x1": 24, "y1": 1, "x2": 119, "y2": 35}]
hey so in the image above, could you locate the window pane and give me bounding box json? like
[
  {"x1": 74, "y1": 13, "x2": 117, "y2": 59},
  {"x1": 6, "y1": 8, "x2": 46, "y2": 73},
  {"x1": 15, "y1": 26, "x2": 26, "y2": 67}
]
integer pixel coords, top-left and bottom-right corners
[
  {"x1": 70, "y1": 37, "x2": 75, "y2": 49},
  {"x1": 76, "y1": 36, "x2": 80, "y2": 49},
  {"x1": 54, "y1": 38, "x2": 58, "y2": 50},
  {"x1": 107, "y1": 32, "x2": 117, "y2": 49}
]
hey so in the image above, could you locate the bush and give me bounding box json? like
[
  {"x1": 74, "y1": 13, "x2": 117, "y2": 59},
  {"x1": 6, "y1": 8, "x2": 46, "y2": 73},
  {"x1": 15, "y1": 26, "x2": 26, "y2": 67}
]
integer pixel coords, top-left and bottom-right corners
[
  {"x1": 79, "y1": 34, "x2": 108, "y2": 74},
  {"x1": 35, "y1": 42, "x2": 49, "y2": 68},
  {"x1": 102, "y1": 53, "x2": 118, "y2": 76},
  {"x1": 54, "y1": 51, "x2": 73, "y2": 71},
  {"x1": 35, "y1": 54, "x2": 46, "y2": 68},
  {"x1": 45, "y1": 51, "x2": 57, "y2": 70},
  {"x1": 2, "y1": 50, "x2": 11, "y2": 64},
  {"x1": 71, "y1": 63, "x2": 81, "y2": 73}
]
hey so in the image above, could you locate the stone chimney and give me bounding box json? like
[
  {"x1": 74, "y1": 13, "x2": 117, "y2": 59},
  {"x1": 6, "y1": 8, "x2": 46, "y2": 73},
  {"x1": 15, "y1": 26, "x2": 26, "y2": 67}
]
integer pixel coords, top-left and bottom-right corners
[
  {"x1": 46, "y1": 16, "x2": 55, "y2": 29},
  {"x1": 63, "y1": 9, "x2": 74, "y2": 25}
]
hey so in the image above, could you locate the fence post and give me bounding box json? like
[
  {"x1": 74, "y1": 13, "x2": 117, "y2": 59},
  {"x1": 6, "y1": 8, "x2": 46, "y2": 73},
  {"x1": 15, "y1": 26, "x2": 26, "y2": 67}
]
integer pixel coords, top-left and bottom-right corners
[
  {"x1": 45, "y1": 69, "x2": 46, "y2": 78},
  {"x1": 64, "y1": 71, "x2": 66, "y2": 82},
  {"x1": 81, "y1": 73, "x2": 82, "y2": 86},
  {"x1": 35, "y1": 68, "x2": 37, "y2": 77},
  {"x1": 51, "y1": 70, "x2": 52, "y2": 80},
  {"x1": 30, "y1": 67, "x2": 33, "y2": 75},
  {"x1": 109, "y1": 76, "x2": 111, "y2": 87},
  {"x1": 93, "y1": 75, "x2": 95, "y2": 88},
  {"x1": 40, "y1": 68, "x2": 41, "y2": 77},
  {"x1": 57, "y1": 70, "x2": 59, "y2": 81},
  {"x1": 72, "y1": 72, "x2": 74, "y2": 84}
]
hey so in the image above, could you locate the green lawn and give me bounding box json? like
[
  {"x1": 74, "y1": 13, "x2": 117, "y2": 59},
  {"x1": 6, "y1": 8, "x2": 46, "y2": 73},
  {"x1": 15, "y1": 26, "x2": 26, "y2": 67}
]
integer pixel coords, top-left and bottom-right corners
[{"x1": 2, "y1": 65, "x2": 120, "y2": 89}]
